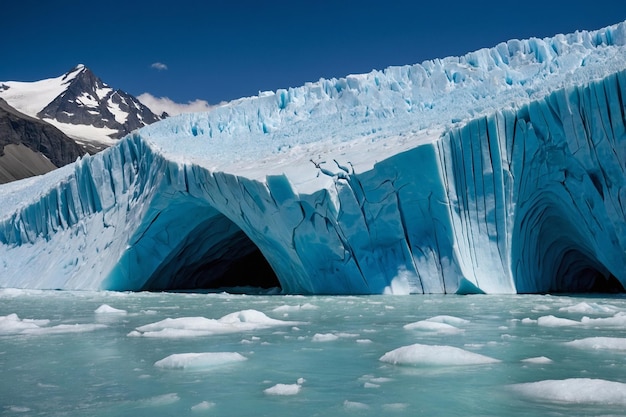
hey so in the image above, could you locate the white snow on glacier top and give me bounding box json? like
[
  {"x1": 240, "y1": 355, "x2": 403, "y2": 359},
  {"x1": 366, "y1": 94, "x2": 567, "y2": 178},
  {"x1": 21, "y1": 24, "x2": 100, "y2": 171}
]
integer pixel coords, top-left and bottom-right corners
[{"x1": 135, "y1": 20, "x2": 626, "y2": 191}]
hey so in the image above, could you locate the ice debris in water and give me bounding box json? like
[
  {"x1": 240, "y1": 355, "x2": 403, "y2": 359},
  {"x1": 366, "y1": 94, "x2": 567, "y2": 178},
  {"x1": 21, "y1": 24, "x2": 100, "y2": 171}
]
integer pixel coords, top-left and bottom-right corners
[
  {"x1": 0, "y1": 313, "x2": 104, "y2": 335},
  {"x1": 524, "y1": 312, "x2": 626, "y2": 328},
  {"x1": 272, "y1": 303, "x2": 319, "y2": 313},
  {"x1": 128, "y1": 309, "x2": 301, "y2": 338},
  {"x1": 94, "y1": 304, "x2": 127, "y2": 314},
  {"x1": 380, "y1": 343, "x2": 500, "y2": 366},
  {"x1": 565, "y1": 337, "x2": 626, "y2": 351},
  {"x1": 537, "y1": 315, "x2": 581, "y2": 327},
  {"x1": 264, "y1": 378, "x2": 305, "y2": 396},
  {"x1": 0, "y1": 313, "x2": 50, "y2": 335},
  {"x1": 312, "y1": 333, "x2": 340, "y2": 342},
  {"x1": 343, "y1": 400, "x2": 370, "y2": 410},
  {"x1": 154, "y1": 352, "x2": 247, "y2": 370},
  {"x1": 264, "y1": 383, "x2": 301, "y2": 396},
  {"x1": 191, "y1": 401, "x2": 215, "y2": 411},
  {"x1": 521, "y1": 356, "x2": 553, "y2": 364},
  {"x1": 141, "y1": 393, "x2": 180, "y2": 406},
  {"x1": 510, "y1": 378, "x2": 626, "y2": 405},
  {"x1": 558, "y1": 302, "x2": 619, "y2": 314},
  {"x1": 403, "y1": 320, "x2": 463, "y2": 334}
]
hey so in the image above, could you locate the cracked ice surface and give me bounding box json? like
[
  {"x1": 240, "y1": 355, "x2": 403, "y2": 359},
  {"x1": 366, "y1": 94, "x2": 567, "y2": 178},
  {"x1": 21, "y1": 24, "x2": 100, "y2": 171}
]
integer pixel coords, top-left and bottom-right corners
[{"x1": 1, "y1": 22, "x2": 626, "y2": 293}]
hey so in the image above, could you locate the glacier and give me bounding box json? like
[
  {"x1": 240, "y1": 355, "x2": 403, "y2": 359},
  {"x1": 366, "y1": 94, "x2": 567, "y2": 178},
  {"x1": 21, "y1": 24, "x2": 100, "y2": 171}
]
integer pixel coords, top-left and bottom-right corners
[{"x1": 1, "y1": 22, "x2": 626, "y2": 294}]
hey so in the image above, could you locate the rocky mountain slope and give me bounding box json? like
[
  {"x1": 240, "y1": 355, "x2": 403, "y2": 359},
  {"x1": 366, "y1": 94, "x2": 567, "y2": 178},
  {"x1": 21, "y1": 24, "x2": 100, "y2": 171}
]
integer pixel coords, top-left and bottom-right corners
[{"x1": 0, "y1": 98, "x2": 84, "y2": 183}]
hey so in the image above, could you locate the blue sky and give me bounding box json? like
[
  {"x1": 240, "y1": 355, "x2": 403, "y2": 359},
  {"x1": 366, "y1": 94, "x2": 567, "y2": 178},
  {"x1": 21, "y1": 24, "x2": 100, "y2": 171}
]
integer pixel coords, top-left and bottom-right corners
[{"x1": 2, "y1": 0, "x2": 625, "y2": 111}]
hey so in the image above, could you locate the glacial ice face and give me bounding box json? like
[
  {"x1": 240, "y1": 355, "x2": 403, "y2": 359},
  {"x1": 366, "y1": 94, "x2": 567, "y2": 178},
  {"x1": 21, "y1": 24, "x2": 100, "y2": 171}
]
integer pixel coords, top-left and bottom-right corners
[{"x1": 1, "y1": 22, "x2": 626, "y2": 293}]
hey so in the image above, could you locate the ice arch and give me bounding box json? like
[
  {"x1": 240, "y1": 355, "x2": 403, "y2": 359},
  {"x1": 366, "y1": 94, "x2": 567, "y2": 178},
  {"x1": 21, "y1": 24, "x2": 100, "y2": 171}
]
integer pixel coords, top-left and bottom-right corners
[{"x1": 104, "y1": 197, "x2": 280, "y2": 291}]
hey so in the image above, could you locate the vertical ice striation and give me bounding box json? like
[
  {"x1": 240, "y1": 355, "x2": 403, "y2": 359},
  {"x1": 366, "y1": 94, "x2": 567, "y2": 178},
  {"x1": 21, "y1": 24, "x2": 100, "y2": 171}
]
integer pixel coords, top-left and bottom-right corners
[{"x1": 1, "y1": 22, "x2": 626, "y2": 293}]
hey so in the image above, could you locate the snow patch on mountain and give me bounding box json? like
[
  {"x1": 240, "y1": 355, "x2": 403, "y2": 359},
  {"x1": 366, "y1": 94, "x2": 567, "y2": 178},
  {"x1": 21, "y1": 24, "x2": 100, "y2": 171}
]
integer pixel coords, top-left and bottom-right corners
[{"x1": 0, "y1": 65, "x2": 84, "y2": 117}]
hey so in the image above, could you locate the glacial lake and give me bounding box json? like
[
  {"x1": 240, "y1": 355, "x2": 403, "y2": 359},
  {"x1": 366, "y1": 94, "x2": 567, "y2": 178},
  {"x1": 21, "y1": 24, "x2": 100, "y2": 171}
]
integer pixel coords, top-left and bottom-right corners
[{"x1": 2, "y1": 289, "x2": 626, "y2": 416}]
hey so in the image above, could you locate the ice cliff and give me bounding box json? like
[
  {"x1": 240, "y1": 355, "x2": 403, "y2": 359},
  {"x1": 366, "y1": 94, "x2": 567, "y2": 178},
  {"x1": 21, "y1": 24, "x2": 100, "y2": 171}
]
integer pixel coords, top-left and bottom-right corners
[{"x1": 1, "y1": 22, "x2": 626, "y2": 294}]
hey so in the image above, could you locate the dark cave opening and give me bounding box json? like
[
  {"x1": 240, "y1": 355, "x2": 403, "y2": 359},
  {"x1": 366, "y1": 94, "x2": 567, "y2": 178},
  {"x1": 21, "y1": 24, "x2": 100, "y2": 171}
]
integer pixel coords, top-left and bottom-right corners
[
  {"x1": 180, "y1": 244, "x2": 282, "y2": 291},
  {"x1": 550, "y1": 249, "x2": 625, "y2": 294},
  {"x1": 137, "y1": 212, "x2": 281, "y2": 293}
]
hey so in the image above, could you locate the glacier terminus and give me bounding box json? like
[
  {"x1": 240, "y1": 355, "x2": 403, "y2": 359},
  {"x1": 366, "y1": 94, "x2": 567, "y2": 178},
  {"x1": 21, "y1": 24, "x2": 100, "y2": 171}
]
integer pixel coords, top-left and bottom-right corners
[{"x1": 1, "y1": 22, "x2": 626, "y2": 294}]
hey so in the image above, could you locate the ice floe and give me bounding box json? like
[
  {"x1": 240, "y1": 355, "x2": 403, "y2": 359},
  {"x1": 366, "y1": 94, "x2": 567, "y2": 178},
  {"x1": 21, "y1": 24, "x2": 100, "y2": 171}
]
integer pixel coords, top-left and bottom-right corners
[
  {"x1": 0, "y1": 313, "x2": 104, "y2": 335},
  {"x1": 510, "y1": 378, "x2": 626, "y2": 405},
  {"x1": 521, "y1": 356, "x2": 553, "y2": 364},
  {"x1": 128, "y1": 309, "x2": 300, "y2": 338},
  {"x1": 154, "y1": 352, "x2": 247, "y2": 370},
  {"x1": 264, "y1": 383, "x2": 301, "y2": 396},
  {"x1": 94, "y1": 304, "x2": 127, "y2": 314},
  {"x1": 565, "y1": 337, "x2": 626, "y2": 351},
  {"x1": 380, "y1": 343, "x2": 500, "y2": 366}
]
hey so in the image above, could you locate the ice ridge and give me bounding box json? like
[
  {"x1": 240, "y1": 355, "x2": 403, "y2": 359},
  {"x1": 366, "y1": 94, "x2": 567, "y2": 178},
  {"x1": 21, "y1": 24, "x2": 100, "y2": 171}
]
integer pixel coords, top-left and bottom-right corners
[
  {"x1": 1, "y1": 22, "x2": 626, "y2": 293},
  {"x1": 141, "y1": 20, "x2": 626, "y2": 171}
]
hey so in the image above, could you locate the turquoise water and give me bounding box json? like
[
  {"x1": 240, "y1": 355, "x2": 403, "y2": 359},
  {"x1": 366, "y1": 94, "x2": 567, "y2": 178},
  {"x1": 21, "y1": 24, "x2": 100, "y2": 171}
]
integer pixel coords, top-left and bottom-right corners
[{"x1": 2, "y1": 290, "x2": 626, "y2": 416}]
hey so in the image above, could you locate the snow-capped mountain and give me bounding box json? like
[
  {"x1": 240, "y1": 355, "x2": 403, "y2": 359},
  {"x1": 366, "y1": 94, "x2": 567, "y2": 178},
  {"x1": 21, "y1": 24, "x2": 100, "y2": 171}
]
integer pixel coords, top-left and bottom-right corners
[
  {"x1": 1, "y1": 22, "x2": 626, "y2": 294},
  {"x1": 0, "y1": 64, "x2": 161, "y2": 151}
]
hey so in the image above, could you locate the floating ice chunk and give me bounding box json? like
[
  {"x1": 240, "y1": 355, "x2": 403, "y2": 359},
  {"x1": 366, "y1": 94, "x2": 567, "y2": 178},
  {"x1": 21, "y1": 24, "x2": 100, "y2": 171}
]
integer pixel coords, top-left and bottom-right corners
[
  {"x1": 380, "y1": 343, "x2": 500, "y2": 366},
  {"x1": 94, "y1": 304, "x2": 127, "y2": 314},
  {"x1": 312, "y1": 333, "x2": 339, "y2": 342},
  {"x1": 272, "y1": 303, "x2": 319, "y2": 313},
  {"x1": 335, "y1": 332, "x2": 359, "y2": 338},
  {"x1": 130, "y1": 309, "x2": 300, "y2": 338},
  {"x1": 23, "y1": 323, "x2": 107, "y2": 335},
  {"x1": 403, "y1": 320, "x2": 462, "y2": 334},
  {"x1": 565, "y1": 337, "x2": 626, "y2": 351},
  {"x1": 510, "y1": 378, "x2": 626, "y2": 405},
  {"x1": 558, "y1": 302, "x2": 618, "y2": 314},
  {"x1": 0, "y1": 314, "x2": 49, "y2": 335},
  {"x1": 383, "y1": 403, "x2": 409, "y2": 411},
  {"x1": 356, "y1": 339, "x2": 373, "y2": 344},
  {"x1": 580, "y1": 312, "x2": 626, "y2": 327},
  {"x1": 521, "y1": 356, "x2": 553, "y2": 364},
  {"x1": 154, "y1": 352, "x2": 247, "y2": 370},
  {"x1": 364, "y1": 382, "x2": 380, "y2": 388},
  {"x1": 219, "y1": 309, "x2": 292, "y2": 325},
  {"x1": 141, "y1": 393, "x2": 180, "y2": 406},
  {"x1": 0, "y1": 314, "x2": 105, "y2": 335},
  {"x1": 425, "y1": 315, "x2": 470, "y2": 326},
  {"x1": 370, "y1": 377, "x2": 393, "y2": 383},
  {"x1": 7, "y1": 406, "x2": 31, "y2": 413},
  {"x1": 264, "y1": 383, "x2": 301, "y2": 396},
  {"x1": 343, "y1": 400, "x2": 370, "y2": 410},
  {"x1": 521, "y1": 318, "x2": 537, "y2": 324},
  {"x1": 536, "y1": 315, "x2": 579, "y2": 327},
  {"x1": 191, "y1": 401, "x2": 215, "y2": 411}
]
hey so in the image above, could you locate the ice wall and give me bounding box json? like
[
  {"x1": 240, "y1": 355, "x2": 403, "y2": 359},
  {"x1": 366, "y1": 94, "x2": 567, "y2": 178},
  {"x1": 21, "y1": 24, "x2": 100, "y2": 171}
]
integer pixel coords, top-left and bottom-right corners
[
  {"x1": 1, "y1": 68, "x2": 625, "y2": 293},
  {"x1": 1, "y1": 22, "x2": 626, "y2": 293}
]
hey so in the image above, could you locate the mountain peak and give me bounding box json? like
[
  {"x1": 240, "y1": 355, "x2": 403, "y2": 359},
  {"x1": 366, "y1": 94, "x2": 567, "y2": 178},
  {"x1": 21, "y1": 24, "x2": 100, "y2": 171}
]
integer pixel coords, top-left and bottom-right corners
[
  {"x1": 62, "y1": 64, "x2": 89, "y2": 82},
  {"x1": 0, "y1": 65, "x2": 161, "y2": 151}
]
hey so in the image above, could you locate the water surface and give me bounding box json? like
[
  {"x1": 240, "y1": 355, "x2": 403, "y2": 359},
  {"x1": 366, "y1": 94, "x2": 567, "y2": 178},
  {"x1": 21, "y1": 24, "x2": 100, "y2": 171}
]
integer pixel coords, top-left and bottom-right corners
[{"x1": 2, "y1": 290, "x2": 626, "y2": 416}]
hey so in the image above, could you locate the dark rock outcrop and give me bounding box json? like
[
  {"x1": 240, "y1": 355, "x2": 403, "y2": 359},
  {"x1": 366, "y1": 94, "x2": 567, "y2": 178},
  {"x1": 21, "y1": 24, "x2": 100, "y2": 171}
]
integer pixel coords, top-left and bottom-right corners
[{"x1": 0, "y1": 98, "x2": 85, "y2": 183}]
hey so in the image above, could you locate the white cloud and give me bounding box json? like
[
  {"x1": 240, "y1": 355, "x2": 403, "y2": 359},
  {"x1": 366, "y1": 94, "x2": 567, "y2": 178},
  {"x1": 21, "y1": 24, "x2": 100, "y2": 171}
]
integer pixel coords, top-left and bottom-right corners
[
  {"x1": 150, "y1": 62, "x2": 168, "y2": 71},
  {"x1": 137, "y1": 93, "x2": 216, "y2": 116}
]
